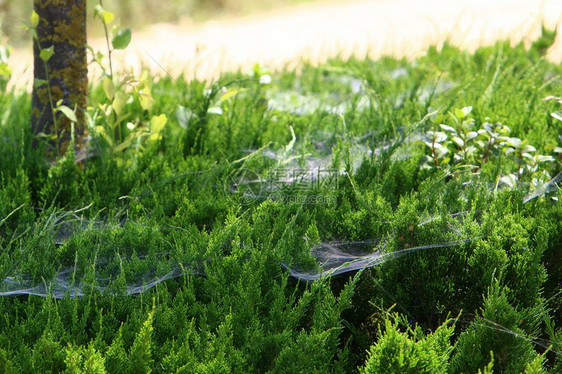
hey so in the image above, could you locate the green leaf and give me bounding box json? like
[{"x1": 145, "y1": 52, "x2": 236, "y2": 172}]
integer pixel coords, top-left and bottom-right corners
[
  {"x1": 149, "y1": 114, "x2": 167, "y2": 134},
  {"x1": 112, "y1": 29, "x2": 132, "y2": 50},
  {"x1": 93, "y1": 5, "x2": 113, "y2": 24},
  {"x1": 439, "y1": 124, "x2": 456, "y2": 133},
  {"x1": 95, "y1": 125, "x2": 113, "y2": 146},
  {"x1": 36, "y1": 132, "x2": 57, "y2": 140},
  {"x1": 434, "y1": 114, "x2": 447, "y2": 124},
  {"x1": 40, "y1": 46, "x2": 54, "y2": 62},
  {"x1": 33, "y1": 78, "x2": 48, "y2": 88},
  {"x1": 452, "y1": 136, "x2": 464, "y2": 147},
  {"x1": 115, "y1": 113, "x2": 131, "y2": 127},
  {"x1": 102, "y1": 11, "x2": 114, "y2": 25},
  {"x1": 207, "y1": 106, "x2": 223, "y2": 115},
  {"x1": 30, "y1": 11, "x2": 39, "y2": 28},
  {"x1": 453, "y1": 106, "x2": 472, "y2": 119},
  {"x1": 57, "y1": 105, "x2": 77, "y2": 122},
  {"x1": 113, "y1": 91, "x2": 128, "y2": 116},
  {"x1": 504, "y1": 147, "x2": 515, "y2": 155},
  {"x1": 0, "y1": 45, "x2": 10, "y2": 64},
  {"x1": 537, "y1": 155, "x2": 555, "y2": 162},
  {"x1": 433, "y1": 131, "x2": 448, "y2": 143},
  {"x1": 0, "y1": 63, "x2": 11, "y2": 79},
  {"x1": 499, "y1": 174, "x2": 517, "y2": 188},
  {"x1": 96, "y1": 51, "x2": 104, "y2": 63},
  {"x1": 94, "y1": 5, "x2": 103, "y2": 18},
  {"x1": 219, "y1": 88, "x2": 241, "y2": 102},
  {"x1": 138, "y1": 90, "x2": 154, "y2": 112},
  {"x1": 103, "y1": 77, "x2": 115, "y2": 101},
  {"x1": 114, "y1": 134, "x2": 136, "y2": 152},
  {"x1": 466, "y1": 131, "x2": 479, "y2": 141},
  {"x1": 175, "y1": 105, "x2": 194, "y2": 130},
  {"x1": 551, "y1": 111, "x2": 562, "y2": 122},
  {"x1": 506, "y1": 137, "x2": 522, "y2": 148}
]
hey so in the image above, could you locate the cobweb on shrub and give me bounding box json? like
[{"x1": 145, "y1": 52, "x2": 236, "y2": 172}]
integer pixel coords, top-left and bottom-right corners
[
  {"x1": 0, "y1": 209, "x2": 477, "y2": 298},
  {"x1": 283, "y1": 238, "x2": 473, "y2": 281},
  {"x1": 1, "y1": 153, "x2": 559, "y2": 298},
  {"x1": 0, "y1": 238, "x2": 472, "y2": 298},
  {"x1": 0, "y1": 266, "x2": 189, "y2": 298},
  {"x1": 523, "y1": 170, "x2": 562, "y2": 203}
]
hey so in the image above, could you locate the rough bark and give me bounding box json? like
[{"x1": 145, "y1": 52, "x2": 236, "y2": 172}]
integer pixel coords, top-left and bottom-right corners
[{"x1": 32, "y1": 0, "x2": 88, "y2": 155}]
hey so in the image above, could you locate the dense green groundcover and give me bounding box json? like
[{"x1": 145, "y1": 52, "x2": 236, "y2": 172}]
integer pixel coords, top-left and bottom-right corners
[{"x1": 0, "y1": 39, "x2": 562, "y2": 373}]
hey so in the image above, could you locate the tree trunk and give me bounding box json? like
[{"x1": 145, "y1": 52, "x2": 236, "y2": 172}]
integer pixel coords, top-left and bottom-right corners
[{"x1": 32, "y1": 0, "x2": 88, "y2": 156}]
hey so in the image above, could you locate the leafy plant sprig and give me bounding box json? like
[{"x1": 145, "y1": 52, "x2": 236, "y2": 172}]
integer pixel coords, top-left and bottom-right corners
[
  {"x1": 86, "y1": 2, "x2": 167, "y2": 163},
  {"x1": 0, "y1": 22, "x2": 11, "y2": 92},
  {"x1": 417, "y1": 106, "x2": 559, "y2": 188},
  {"x1": 92, "y1": 1, "x2": 131, "y2": 78}
]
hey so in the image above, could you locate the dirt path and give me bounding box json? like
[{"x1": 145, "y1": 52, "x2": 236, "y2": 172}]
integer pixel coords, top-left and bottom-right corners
[{"x1": 7, "y1": 0, "x2": 562, "y2": 89}]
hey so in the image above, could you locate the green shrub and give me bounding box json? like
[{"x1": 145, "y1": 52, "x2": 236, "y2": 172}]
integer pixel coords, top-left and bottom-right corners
[
  {"x1": 450, "y1": 282, "x2": 547, "y2": 373},
  {"x1": 360, "y1": 315, "x2": 454, "y2": 374},
  {"x1": 64, "y1": 344, "x2": 107, "y2": 374},
  {"x1": 39, "y1": 149, "x2": 82, "y2": 208},
  {"x1": 32, "y1": 333, "x2": 66, "y2": 374},
  {"x1": 0, "y1": 33, "x2": 560, "y2": 374}
]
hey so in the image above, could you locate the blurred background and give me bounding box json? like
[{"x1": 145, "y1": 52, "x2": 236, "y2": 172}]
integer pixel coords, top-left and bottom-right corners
[
  {"x1": 0, "y1": 0, "x2": 321, "y2": 46},
  {"x1": 1, "y1": 0, "x2": 561, "y2": 89}
]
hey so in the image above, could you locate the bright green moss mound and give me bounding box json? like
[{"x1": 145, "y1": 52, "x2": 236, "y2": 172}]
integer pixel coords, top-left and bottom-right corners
[{"x1": 0, "y1": 40, "x2": 561, "y2": 373}]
